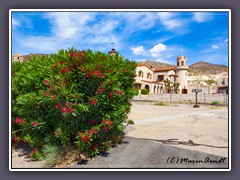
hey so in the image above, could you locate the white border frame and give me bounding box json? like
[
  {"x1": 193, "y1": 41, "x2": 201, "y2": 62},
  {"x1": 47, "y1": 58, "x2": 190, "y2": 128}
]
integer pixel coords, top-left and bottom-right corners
[{"x1": 9, "y1": 9, "x2": 231, "y2": 171}]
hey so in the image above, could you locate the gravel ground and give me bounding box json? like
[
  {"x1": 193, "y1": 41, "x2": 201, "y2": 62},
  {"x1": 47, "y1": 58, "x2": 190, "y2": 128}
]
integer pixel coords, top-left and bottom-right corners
[
  {"x1": 127, "y1": 102, "x2": 228, "y2": 157},
  {"x1": 11, "y1": 102, "x2": 229, "y2": 169}
]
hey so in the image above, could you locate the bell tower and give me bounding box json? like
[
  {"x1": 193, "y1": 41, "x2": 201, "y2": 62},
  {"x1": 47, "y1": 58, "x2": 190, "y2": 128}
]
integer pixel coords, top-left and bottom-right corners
[{"x1": 176, "y1": 56, "x2": 189, "y2": 94}]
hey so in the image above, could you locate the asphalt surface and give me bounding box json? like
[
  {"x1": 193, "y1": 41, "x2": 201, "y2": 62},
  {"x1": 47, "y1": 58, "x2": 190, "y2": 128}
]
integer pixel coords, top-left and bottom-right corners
[{"x1": 67, "y1": 136, "x2": 228, "y2": 169}]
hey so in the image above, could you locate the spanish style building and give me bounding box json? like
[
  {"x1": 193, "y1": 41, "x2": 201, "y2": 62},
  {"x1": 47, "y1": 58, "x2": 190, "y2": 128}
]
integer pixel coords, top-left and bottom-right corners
[{"x1": 134, "y1": 55, "x2": 189, "y2": 94}]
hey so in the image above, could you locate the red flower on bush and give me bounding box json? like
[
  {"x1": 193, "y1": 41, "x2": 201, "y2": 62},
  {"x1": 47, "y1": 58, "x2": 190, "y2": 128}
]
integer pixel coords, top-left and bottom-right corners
[
  {"x1": 105, "y1": 141, "x2": 110, "y2": 146},
  {"x1": 108, "y1": 120, "x2": 113, "y2": 126},
  {"x1": 54, "y1": 130, "x2": 60, "y2": 136},
  {"x1": 86, "y1": 72, "x2": 92, "y2": 78},
  {"x1": 25, "y1": 154, "x2": 30, "y2": 158},
  {"x1": 61, "y1": 107, "x2": 67, "y2": 113},
  {"x1": 88, "y1": 119, "x2": 96, "y2": 125},
  {"x1": 48, "y1": 86, "x2": 53, "y2": 90},
  {"x1": 77, "y1": 53, "x2": 84, "y2": 59},
  {"x1": 31, "y1": 148, "x2": 36, "y2": 154},
  {"x1": 109, "y1": 70, "x2": 114, "y2": 74},
  {"x1": 102, "y1": 126, "x2": 109, "y2": 132},
  {"x1": 101, "y1": 73, "x2": 105, "y2": 78},
  {"x1": 55, "y1": 103, "x2": 61, "y2": 109},
  {"x1": 43, "y1": 91, "x2": 51, "y2": 97},
  {"x1": 67, "y1": 108, "x2": 74, "y2": 114},
  {"x1": 126, "y1": 109, "x2": 129, "y2": 114},
  {"x1": 61, "y1": 68, "x2": 71, "y2": 74},
  {"x1": 116, "y1": 90, "x2": 122, "y2": 95},
  {"x1": 101, "y1": 119, "x2": 107, "y2": 124},
  {"x1": 89, "y1": 98, "x2": 96, "y2": 105},
  {"x1": 96, "y1": 87, "x2": 104, "y2": 95},
  {"x1": 15, "y1": 117, "x2": 22, "y2": 124},
  {"x1": 78, "y1": 132, "x2": 91, "y2": 143},
  {"x1": 109, "y1": 92, "x2": 113, "y2": 98},
  {"x1": 89, "y1": 128, "x2": 98, "y2": 135},
  {"x1": 23, "y1": 139, "x2": 27, "y2": 143},
  {"x1": 13, "y1": 136, "x2": 18, "y2": 142},
  {"x1": 122, "y1": 69, "x2": 127, "y2": 73},
  {"x1": 94, "y1": 70, "x2": 101, "y2": 76},
  {"x1": 70, "y1": 51, "x2": 76, "y2": 57},
  {"x1": 43, "y1": 79, "x2": 49, "y2": 85},
  {"x1": 32, "y1": 122, "x2": 38, "y2": 127}
]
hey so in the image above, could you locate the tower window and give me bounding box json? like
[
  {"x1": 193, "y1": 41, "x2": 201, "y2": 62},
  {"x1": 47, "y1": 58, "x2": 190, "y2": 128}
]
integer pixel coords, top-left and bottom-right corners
[{"x1": 181, "y1": 61, "x2": 184, "y2": 66}]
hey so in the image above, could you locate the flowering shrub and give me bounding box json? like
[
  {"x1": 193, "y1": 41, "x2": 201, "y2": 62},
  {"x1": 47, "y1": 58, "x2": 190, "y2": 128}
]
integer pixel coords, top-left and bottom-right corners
[{"x1": 12, "y1": 48, "x2": 137, "y2": 159}]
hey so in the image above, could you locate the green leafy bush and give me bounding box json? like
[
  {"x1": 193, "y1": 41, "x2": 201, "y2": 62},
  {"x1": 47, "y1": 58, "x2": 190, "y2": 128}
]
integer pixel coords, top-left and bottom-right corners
[
  {"x1": 211, "y1": 101, "x2": 221, "y2": 105},
  {"x1": 12, "y1": 48, "x2": 137, "y2": 160},
  {"x1": 141, "y1": 88, "x2": 149, "y2": 95}
]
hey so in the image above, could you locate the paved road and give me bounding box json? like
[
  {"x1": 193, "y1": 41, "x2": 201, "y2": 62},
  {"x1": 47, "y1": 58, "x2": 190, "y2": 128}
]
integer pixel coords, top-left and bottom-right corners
[{"x1": 67, "y1": 136, "x2": 228, "y2": 169}]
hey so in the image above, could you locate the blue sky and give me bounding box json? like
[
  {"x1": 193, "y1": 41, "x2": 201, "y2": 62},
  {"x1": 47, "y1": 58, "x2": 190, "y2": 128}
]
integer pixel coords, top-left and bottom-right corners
[{"x1": 11, "y1": 11, "x2": 229, "y2": 66}]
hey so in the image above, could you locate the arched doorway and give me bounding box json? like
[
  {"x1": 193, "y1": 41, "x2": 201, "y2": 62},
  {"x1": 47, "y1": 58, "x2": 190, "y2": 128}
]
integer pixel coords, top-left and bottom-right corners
[
  {"x1": 182, "y1": 88, "x2": 187, "y2": 94},
  {"x1": 145, "y1": 85, "x2": 150, "y2": 93}
]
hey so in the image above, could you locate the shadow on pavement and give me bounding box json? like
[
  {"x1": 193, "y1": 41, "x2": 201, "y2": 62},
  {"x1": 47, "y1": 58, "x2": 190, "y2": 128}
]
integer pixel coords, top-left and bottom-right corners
[{"x1": 67, "y1": 136, "x2": 229, "y2": 169}]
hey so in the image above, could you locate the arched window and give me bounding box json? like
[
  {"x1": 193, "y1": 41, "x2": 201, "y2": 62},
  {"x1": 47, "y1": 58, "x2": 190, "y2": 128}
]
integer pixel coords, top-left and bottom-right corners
[
  {"x1": 147, "y1": 73, "x2": 152, "y2": 79},
  {"x1": 181, "y1": 61, "x2": 184, "y2": 66},
  {"x1": 138, "y1": 71, "x2": 143, "y2": 77}
]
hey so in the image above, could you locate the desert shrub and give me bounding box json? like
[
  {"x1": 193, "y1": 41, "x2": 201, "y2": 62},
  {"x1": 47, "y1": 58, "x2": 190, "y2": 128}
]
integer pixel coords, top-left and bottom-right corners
[
  {"x1": 12, "y1": 48, "x2": 137, "y2": 159},
  {"x1": 154, "y1": 101, "x2": 168, "y2": 106},
  {"x1": 141, "y1": 88, "x2": 149, "y2": 95},
  {"x1": 211, "y1": 101, "x2": 221, "y2": 105}
]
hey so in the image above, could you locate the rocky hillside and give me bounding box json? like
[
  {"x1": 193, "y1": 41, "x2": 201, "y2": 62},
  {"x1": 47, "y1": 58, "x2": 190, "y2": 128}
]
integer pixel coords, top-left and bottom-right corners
[
  {"x1": 138, "y1": 60, "x2": 174, "y2": 69},
  {"x1": 189, "y1": 61, "x2": 228, "y2": 75}
]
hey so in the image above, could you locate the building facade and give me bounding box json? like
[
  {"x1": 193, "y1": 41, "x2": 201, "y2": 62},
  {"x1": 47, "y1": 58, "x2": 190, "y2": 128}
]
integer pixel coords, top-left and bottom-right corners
[
  {"x1": 134, "y1": 55, "x2": 225, "y2": 95},
  {"x1": 134, "y1": 55, "x2": 189, "y2": 94}
]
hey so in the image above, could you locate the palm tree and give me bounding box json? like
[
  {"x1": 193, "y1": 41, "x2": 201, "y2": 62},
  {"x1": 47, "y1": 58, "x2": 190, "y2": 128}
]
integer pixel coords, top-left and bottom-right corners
[
  {"x1": 172, "y1": 82, "x2": 180, "y2": 94},
  {"x1": 163, "y1": 79, "x2": 172, "y2": 94}
]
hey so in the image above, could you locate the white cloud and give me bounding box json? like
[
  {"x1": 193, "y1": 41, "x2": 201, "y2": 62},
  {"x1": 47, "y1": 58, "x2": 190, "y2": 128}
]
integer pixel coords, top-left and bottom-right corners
[
  {"x1": 158, "y1": 12, "x2": 184, "y2": 30},
  {"x1": 131, "y1": 46, "x2": 145, "y2": 55},
  {"x1": 45, "y1": 12, "x2": 96, "y2": 39},
  {"x1": 192, "y1": 12, "x2": 213, "y2": 23},
  {"x1": 150, "y1": 43, "x2": 167, "y2": 58},
  {"x1": 224, "y1": 38, "x2": 228, "y2": 42},
  {"x1": 12, "y1": 18, "x2": 20, "y2": 27},
  {"x1": 211, "y1": 44, "x2": 218, "y2": 49},
  {"x1": 167, "y1": 54, "x2": 173, "y2": 58}
]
